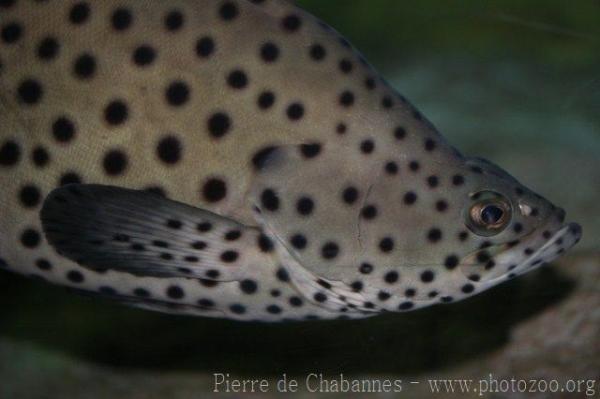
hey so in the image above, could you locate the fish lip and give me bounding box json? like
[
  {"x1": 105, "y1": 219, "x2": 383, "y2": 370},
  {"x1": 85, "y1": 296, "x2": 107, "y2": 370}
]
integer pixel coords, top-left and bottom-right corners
[{"x1": 519, "y1": 221, "x2": 582, "y2": 266}]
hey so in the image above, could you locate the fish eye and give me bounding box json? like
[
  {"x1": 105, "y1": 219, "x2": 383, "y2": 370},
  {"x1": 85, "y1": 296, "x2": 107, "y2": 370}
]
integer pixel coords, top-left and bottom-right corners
[{"x1": 466, "y1": 191, "x2": 512, "y2": 236}]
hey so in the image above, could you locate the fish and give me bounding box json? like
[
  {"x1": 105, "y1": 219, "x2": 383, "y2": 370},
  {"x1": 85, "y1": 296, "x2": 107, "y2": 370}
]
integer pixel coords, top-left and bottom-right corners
[{"x1": 0, "y1": 0, "x2": 582, "y2": 322}]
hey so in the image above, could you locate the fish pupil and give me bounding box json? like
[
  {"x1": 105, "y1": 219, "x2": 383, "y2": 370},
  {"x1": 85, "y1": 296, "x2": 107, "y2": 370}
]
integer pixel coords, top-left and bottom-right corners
[{"x1": 481, "y1": 205, "x2": 503, "y2": 225}]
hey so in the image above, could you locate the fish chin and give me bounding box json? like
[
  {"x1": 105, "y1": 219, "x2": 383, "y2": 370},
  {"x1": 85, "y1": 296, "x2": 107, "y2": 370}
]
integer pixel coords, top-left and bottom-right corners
[{"x1": 492, "y1": 221, "x2": 582, "y2": 282}]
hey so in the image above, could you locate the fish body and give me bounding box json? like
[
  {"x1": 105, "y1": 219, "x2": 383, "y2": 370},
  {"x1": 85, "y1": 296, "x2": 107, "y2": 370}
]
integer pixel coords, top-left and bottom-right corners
[{"x1": 0, "y1": 0, "x2": 582, "y2": 321}]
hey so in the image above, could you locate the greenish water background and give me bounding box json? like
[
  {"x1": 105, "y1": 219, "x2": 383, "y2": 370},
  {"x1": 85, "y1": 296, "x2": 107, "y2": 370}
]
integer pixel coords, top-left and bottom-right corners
[{"x1": 1, "y1": 1, "x2": 599, "y2": 398}]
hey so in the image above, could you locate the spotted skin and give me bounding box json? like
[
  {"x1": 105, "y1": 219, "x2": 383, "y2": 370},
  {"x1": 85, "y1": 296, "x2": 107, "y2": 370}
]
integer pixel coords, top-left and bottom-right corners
[{"x1": 0, "y1": 0, "x2": 582, "y2": 321}]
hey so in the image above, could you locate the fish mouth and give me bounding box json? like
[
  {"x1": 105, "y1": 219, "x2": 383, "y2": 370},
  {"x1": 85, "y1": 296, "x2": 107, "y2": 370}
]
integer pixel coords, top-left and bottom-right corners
[
  {"x1": 497, "y1": 220, "x2": 581, "y2": 280},
  {"x1": 460, "y1": 217, "x2": 582, "y2": 283}
]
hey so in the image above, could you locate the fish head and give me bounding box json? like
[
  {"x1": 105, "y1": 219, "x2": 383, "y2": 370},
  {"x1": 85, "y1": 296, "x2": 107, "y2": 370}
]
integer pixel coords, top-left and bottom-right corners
[
  {"x1": 452, "y1": 156, "x2": 583, "y2": 285},
  {"x1": 252, "y1": 141, "x2": 582, "y2": 307}
]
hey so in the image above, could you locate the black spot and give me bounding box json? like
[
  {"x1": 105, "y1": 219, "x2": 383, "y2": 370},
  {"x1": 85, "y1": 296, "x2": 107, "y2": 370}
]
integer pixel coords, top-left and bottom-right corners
[
  {"x1": 37, "y1": 37, "x2": 59, "y2": 60},
  {"x1": 227, "y1": 69, "x2": 248, "y2": 89},
  {"x1": 427, "y1": 228, "x2": 442, "y2": 243},
  {"x1": 309, "y1": 44, "x2": 326, "y2": 61},
  {"x1": 365, "y1": 77, "x2": 376, "y2": 90},
  {"x1": 405, "y1": 288, "x2": 417, "y2": 297},
  {"x1": 197, "y1": 298, "x2": 214, "y2": 308},
  {"x1": 157, "y1": 135, "x2": 181, "y2": 164},
  {"x1": 133, "y1": 288, "x2": 150, "y2": 298},
  {"x1": 17, "y1": 79, "x2": 43, "y2": 105},
  {"x1": 313, "y1": 292, "x2": 327, "y2": 303},
  {"x1": 220, "y1": 250, "x2": 238, "y2": 263},
  {"x1": 252, "y1": 146, "x2": 276, "y2": 170},
  {"x1": 379, "y1": 237, "x2": 394, "y2": 253},
  {"x1": 342, "y1": 186, "x2": 359, "y2": 204},
  {"x1": 276, "y1": 267, "x2": 289, "y2": 282},
  {"x1": 133, "y1": 45, "x2": 156, "y2": 66},
  {"x1": 427, "y1": 175, "x2": 439, "y2": 188},
  {"x1": 21, "y1": 228, "x2": 40, "y2": 248},
  {"x1": 420, "y1": 270, "x2": 435, "y2": 283},
  {"x1": 0, "y1": 140, "x2": 20, "y2": 166},
  {"x1": 436, "y1": 200, "x2": 448, "y2": 212},
  {"x1": 394, "y1": 126, "x2": 406, "y2": 140},
  {"x1": 257, "y1": 91, "x2": 275, "y2": 110},
  {"x1": 444, "y1": 255, "x2": 459, "y2": 270},
  {"x1": 321, "y1": 242, "x2": 339, "y2": 260},
  {"x1": 166, "y1": 81, "x2": 190, "y2": 106},
  {"x1": 59, "y1": 172, "x2": 82, "y2": 186},
  {"x1": 258, "y1": 234, "x2": 274, "y2": 252},
  {"x1": 349, "y1": 281, "x2": 363, "y2": 292},
  {"x1": 296, "y1": 197, "x2": 314, "y2": 216},
  {"x1": 219, "y1": 1, "x2": 239, "y2": 21},
  {"x1": 286, "y1": 103, "x2": 304, "y2": 120},
  {"x1": 385, "y1": 161, "x2": 398, "y2": 175},
  {"x1": 207, "y1": 112, "x2": 231, "y2": 138},
  {"x1": 513, "y1": 223, "x2": 523, "y2": 233},
  {"x1": 166, "y1": 285, "x2": 185, "y2": 299},
  {"x1": 31, "y1": 146, "x2": 49, "y2": 168},
  {"x1": 166, "y1": 219, "x2": 182, "y2": 229},
  {"x1": 381, "y1": 96, "x2": 393, "y2": 109},
  {"x1": 66, "y1": 270, "x2": 84, "y2": 283},
  {"x1": 361, "y1": 205, "x2": 377, "y2": 220},
  {"x1": 399, "y1": 301, "x2": 414, "y2": 310},
  {"x1": 230, "y1": 304, "x2": 246, "y2": 314},
  {"x1": 452, "y1": 175, "x2": 465, "y2": 186},
  {"x1": 339, "y1": 90, "x2": 354, "y2": 107},
  {"x1": 103, "y1": 149, "x2": 127, "y2": 176},
  {"x1": 409, "y1": 160, "x2": 420, "y2": 172},
  {"x1": 224, "y1": 230, "x2": 241, "y2": 241},
  {"x1": 200, "y1": 278, "x2": 219, "y2": 288},
  {"x1": 240, "y1": 279, "x2": 258, "y2": 294},
  {"x1": 196, "y1": 36, "x2": 215, "y2": 58},
  {"x1": 336, "y1": 123, "x2": 347, "y2": 134},
  {"x1": 202, "y1": 178, "x2": 227, "y2": 202},
  {"x1": 52, "y1": 117, "x2": 76, "y2": 142},
  {"x1": 164, "y1": 10, "x2": 184, "y2": 31},
  {"x1": 104, "y1": 100, "x2": 128, "y2": 125},
  {"x1": 281, "y1": 14, "x2": 301, "y2": 32},
  {"x1": 359, "y1": 262, "x2": 373, "y2": 274},
  {"x1": 19, "y1": 185, "x2": 41, "y2": 208},
  {"x1": 2, "y1": 21, "x2": 22, "y2": 44},
  {"x1": 290, "y1": 234, "x2": 307, "y2": 250},
  {"x1": 476, "y1": 251, "x2": 491, "y2": 264},
  {"x1": 69, "y1": 2, "x2": 90, "y2": 25},
  {"x1": 111, "y1": 7, "x2": 132, "y2": 31},
  {"x1": 339, "y1": 58, "x2": 353, "y2": 74},
  {"x1": 261, "y1": 189, "x2": 279, "y2": 211},
  {"x1": 317, "y1": 279, "x2": 332, "y2": 289},
  {"x1": 403, "y1": 191, "x2": 417, "y2": 205},
  {"x1": 99, "y1": 286, "x2": 117, "y2": 295},
  {"x1": 300, "y1": 143, "x2": 321, "y2": 158},
  {"x1": 260, "y1": 42, "x2": 279, "y2": 63},
  {"x1": 266, "y1": 304, "x2": 282, "y2": 314},
  {"x1": 384, "y1": 270, "x2": 399, "y2": 284},
  {"x1": 458, "y1": 231, "x2": 469, "y2": 241},
  {"x1": 197, "y1": 222, "x2": 212, "y2": 232},
  {"x1": 289, "y1": 296, "x2": 303, "y2": 307},
  {"x1": 360, "y1": 139, "x2": 374, "y2": 154},
  {"x1": 424, "y1": 138, "x2": 436, "y2": 152},
  {"x1": 378, "y1": 291, "x2": 391, "y2": 301},
  {"x1": 461, "y1": 284, "x2": 475, "y2": 294},
  {"x1": 35, "y1": 259, "x2": 52, "y2": 271}
]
